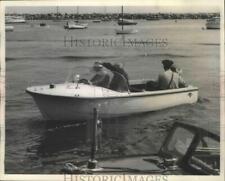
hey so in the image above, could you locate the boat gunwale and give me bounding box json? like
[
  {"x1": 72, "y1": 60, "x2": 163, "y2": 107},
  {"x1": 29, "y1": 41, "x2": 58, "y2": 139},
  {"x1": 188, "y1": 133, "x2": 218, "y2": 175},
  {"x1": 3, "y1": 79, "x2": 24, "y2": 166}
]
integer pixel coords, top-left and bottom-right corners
[{"x1": 26, "y1": 85, "x2": 199, "y2": 100}]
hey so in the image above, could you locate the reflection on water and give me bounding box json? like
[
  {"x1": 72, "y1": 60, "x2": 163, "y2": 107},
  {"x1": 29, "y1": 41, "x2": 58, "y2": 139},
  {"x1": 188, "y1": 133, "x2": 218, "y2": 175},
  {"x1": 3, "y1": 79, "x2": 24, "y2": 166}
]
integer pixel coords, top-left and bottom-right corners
[
  {"x1": 36, "y1": 111, "x2": 173, "y2": 161},
  {"x1": 38, "y1": 122, "x2": 87, "y2": 156}
]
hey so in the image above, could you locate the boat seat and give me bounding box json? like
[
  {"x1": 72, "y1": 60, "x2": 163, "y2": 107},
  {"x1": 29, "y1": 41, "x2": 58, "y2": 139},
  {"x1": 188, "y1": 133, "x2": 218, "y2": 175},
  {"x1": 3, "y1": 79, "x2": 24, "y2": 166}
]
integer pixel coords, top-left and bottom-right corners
[
  {"x1": 145, "y1": 80, "x2": 159, "y2": 91},
  {"x1": 129, "y1": 86, "x2": 145, "y2": 92}
]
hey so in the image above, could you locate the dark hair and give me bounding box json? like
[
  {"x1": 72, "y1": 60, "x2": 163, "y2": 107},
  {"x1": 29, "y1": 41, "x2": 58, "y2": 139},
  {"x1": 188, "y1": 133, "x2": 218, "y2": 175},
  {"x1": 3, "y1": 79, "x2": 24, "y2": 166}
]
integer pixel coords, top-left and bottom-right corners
[{"x1": 162, "y1": 59, "x2": 173, "y2": 70}]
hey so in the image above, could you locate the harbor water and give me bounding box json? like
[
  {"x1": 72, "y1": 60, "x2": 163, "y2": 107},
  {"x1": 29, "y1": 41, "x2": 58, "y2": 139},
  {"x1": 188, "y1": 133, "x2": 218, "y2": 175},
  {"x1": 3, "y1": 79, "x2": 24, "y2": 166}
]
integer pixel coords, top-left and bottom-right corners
[{"x1": 5, "y1": 19, "x2": 220, "y2": 173}]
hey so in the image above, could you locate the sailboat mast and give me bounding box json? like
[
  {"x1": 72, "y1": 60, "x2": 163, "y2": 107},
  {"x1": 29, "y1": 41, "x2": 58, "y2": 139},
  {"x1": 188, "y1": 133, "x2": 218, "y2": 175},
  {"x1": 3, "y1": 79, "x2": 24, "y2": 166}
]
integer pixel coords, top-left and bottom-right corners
[
  {"x1": 104, "y1": 6, "x2": 107, "y2": 14},
  {"x1": 122, "y1": 6, "x2": 124, "y2": 30},
  {"x1": 56, "y1": 6, "x2": 60, "y2": 20},
  {"x1": 77, "y1": 6, "x2": 79, "y2": 16},
  {"x1": 76, "y1": 6, "x2": 79, "y2": 21}
]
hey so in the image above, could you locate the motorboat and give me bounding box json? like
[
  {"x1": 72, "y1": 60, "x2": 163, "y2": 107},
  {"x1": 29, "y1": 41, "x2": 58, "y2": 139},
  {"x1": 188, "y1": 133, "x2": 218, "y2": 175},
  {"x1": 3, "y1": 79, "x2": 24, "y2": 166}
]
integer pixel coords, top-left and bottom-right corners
[
  {"x1": 5, "y1": 25, "x2": 14, "y2": 32},
  {"x1": 65, "y1": 6, "x2": 88, "y2": 29},
  {"x1": 64, "y1": 21, "x2": 88, "y2": 29},
  {"x1": 5, "y1": 16, "x2": 26, "y2": 23},
  {"x1": 40, "y1": 22, "x2": 47, "y2": 27},
  {"x1": 206, "y1": 17, "x2": 220, "y2": 29},
  {"x1": 26, "y1": 66, "x2": 198, "y2": 122},
  {"x1": 92, "y1": 19, "x2": 101, "y2": 23},
  {"x1": 62, "y1": 121, "x2": 220, "y2": 175}
]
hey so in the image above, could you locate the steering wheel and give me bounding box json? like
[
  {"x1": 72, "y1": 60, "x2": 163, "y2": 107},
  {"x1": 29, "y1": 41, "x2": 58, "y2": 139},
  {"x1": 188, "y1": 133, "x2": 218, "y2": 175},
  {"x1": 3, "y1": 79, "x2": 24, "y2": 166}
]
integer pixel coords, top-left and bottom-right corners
[{"x1": 78, "y1": 79, "x2": 91, "y2": 85}]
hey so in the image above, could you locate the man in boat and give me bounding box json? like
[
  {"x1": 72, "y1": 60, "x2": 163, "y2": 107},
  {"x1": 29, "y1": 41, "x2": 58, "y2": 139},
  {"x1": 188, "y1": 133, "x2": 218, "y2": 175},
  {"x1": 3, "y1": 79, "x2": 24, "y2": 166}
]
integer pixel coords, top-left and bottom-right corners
[
  {"x1": 157, "y1": 59, "x2": 187, "y2": 90},
  {"x1": 90, "y1": 62, "x2": 112, "y2": 88}
]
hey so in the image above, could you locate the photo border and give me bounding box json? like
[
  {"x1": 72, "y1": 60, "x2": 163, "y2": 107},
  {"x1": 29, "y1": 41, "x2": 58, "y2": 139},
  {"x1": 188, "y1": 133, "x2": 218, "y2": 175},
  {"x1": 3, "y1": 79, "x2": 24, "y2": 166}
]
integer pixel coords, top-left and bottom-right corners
[{"x1": 0, "y1": 0, "x2": 224, "y2": 180}]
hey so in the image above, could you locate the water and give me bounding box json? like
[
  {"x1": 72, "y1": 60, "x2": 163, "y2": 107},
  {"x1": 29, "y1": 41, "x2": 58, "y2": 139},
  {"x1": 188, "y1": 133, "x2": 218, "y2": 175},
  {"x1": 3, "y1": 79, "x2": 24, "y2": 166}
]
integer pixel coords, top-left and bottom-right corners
[{"x1": 5, "y1": 19, "x2": 220, "y2": 173}]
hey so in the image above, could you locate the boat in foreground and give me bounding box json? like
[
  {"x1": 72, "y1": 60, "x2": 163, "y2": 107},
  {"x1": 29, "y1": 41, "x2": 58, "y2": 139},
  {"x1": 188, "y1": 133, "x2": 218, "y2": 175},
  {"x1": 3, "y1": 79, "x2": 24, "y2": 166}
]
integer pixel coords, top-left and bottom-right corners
[
  {"x1": 26, "y1": 67, "x2": 198, "y2": 122},
  {"x1": 62, "y1": 121, "x2": 220, "y2": 175}
]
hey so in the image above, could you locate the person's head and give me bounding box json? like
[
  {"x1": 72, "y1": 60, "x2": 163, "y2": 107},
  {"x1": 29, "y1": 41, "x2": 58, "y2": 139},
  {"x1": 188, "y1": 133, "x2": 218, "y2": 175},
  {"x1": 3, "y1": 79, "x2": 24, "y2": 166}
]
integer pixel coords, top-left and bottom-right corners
[
  {"x1": 161, "y1": 59, "x2": 174, "y2": 71},
  {"x1": 114, "y1": 63, "x2": 124, "y2": 69},
  {"x1": 93, "y1": 61, "x2": 103, "y2": 72}
]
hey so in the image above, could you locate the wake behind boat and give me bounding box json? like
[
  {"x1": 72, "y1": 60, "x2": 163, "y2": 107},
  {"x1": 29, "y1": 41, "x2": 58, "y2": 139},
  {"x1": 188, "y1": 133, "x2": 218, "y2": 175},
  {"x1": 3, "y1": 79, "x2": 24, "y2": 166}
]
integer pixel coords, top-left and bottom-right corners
[{"x1": 26, "y1": 66, "x2": 198, "y2": 122}]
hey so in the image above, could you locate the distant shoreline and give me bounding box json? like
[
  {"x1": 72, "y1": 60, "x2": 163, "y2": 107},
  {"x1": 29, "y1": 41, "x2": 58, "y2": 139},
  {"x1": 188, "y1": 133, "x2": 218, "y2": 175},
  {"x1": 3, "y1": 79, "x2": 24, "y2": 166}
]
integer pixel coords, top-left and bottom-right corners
[{"x1": 5, "y1": 12, "x2": 220, "y2": 21}]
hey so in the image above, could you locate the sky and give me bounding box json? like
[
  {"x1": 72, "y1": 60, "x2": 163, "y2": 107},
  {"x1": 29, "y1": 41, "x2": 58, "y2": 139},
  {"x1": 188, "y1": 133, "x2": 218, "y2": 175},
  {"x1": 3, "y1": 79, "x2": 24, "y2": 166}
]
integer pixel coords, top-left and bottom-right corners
[{"x1": 4, "y1": 0, "x2": 221, "y2": 14}]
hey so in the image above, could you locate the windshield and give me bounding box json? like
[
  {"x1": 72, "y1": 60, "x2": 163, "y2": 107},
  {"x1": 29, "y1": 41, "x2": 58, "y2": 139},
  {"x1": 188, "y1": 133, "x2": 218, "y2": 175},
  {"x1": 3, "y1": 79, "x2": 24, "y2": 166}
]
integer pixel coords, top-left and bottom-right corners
[
  {"x1": 65, "y1": 66, "x2": 94, "y2": 83},
  {"x1": 188, "y1": 135, "x2": 220, "y2": 174},
  {"x1": 160, "y1": 127, "x2": 195, "y2": 160}
]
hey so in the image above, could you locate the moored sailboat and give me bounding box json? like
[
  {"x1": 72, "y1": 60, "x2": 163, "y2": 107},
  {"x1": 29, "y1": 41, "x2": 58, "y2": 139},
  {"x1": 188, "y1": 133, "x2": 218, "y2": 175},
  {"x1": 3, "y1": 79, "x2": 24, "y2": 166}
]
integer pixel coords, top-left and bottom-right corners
[
  {"x1": 64, "y1": 6, "x2": 88, "y2": 29},
  {"x1": 64, "y1": 21, "x2": 88, "y2": 29},
  {"x1": 115, "y1": 6, "x2": 138, "y2": 35}
]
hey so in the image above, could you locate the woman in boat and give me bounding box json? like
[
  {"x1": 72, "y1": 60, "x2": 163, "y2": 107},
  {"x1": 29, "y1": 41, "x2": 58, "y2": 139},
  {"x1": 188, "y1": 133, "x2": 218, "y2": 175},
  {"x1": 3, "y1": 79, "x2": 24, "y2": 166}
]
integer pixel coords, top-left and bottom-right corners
[{"x1": 102, "y1": 62, "x2": 129, "y2": 92}]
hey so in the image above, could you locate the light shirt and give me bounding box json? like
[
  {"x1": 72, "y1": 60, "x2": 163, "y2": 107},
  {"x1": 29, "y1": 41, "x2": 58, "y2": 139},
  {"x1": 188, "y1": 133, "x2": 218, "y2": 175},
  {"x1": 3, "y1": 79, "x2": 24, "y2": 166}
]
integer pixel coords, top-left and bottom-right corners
[{"x1": 158, "y1": 69, "x2": 186, "y2": 90}]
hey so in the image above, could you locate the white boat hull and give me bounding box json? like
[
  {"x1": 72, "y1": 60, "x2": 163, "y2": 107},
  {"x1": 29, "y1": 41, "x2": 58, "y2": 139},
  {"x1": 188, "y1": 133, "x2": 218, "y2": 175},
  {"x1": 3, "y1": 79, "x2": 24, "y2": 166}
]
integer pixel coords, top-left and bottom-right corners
[
  {"x1": 64, "y1": 23, "x2": 88, "y2": 29},
  {"x1": 26, "y1": 83, "x2": 198, "y2": 122},
  {"x1": 5, "y1": 25, "x2": 14, "y2": 32},
  {"x1": 206, "y1": 23, "x2": 220, "y2": 29},
  {"x1": 5, "y1": 17, "x2": 26, "y2": 24}
]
